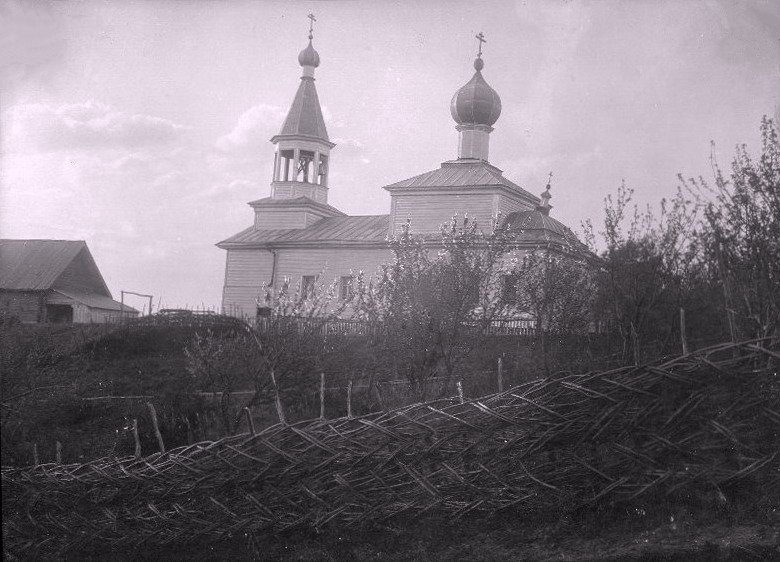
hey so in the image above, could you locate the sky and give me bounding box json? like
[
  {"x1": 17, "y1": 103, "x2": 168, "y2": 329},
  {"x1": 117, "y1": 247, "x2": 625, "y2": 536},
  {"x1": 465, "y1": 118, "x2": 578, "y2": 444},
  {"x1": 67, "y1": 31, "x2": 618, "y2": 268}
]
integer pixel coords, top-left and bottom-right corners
[{"x1": 1, "y1": 0, "x2": 779, "y2": 312}]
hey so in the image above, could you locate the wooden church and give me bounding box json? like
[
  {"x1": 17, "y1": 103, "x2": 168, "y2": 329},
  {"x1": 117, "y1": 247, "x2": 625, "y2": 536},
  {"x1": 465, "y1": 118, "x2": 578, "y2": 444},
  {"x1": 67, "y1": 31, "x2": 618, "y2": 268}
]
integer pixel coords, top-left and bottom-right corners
[{"x1": 218, "y1": 25, "x2": 585, "y2": 319}]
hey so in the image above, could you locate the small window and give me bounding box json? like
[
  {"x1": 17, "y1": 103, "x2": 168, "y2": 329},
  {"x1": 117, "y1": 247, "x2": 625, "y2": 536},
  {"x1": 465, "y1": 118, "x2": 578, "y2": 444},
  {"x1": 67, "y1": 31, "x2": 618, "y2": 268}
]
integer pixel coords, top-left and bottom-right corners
[
  {"x1": 301, "y1": 275, "x2": 316, "y2": 300},
  {"x1": 298, "y1": 150, "x2": 315, "y2": 183},
  {"x1": 318, "y1": 154, "x2": 328, "y2": 186},
  {"x1": 502, "y1": 274, "x2": 518, "y2": 304},
  {"x1": 279, "y1": 149, "x2": 294, "y2": 181},
  {"x1": 339, "y1": 275, "x2": 354, "y2": 301}
]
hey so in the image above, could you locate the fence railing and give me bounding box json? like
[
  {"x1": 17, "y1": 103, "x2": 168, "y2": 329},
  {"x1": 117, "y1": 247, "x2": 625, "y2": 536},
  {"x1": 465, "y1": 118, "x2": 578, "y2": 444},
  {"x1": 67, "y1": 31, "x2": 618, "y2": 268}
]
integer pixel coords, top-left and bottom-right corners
[{"x1": 254, "y1": 316, "x2": 539, "y2": 336}]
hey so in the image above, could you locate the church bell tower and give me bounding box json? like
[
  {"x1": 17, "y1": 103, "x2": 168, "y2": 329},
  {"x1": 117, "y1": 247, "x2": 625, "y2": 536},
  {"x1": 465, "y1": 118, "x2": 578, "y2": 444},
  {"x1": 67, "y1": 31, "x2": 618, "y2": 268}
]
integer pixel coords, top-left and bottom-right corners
[{"x1": 269, "y1": 13, "x2": 335, "y2": 205}]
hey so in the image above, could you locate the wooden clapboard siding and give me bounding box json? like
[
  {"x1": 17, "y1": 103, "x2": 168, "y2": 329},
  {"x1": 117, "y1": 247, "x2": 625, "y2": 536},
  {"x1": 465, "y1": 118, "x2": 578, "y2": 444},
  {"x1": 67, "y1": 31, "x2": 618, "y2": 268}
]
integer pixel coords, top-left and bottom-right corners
[
  {"x1": 222, "y1": 249, "x2": 274, "y2": 317},
  {"x1": 0, "y1": 290, "x2": 42, "y2": 323},
  {"x1": 275, "y1": 248, "x2": 392, "y2": 287},
  {"x1": 391, "y1": 192, "x2": 496, "y2": 235},
  {"x1": 254, "y1": 209, "x2": 308, "y2": 230},
  {"x1": 497, "y1": 192, "x2": 535, "y2": 222},
  {"x1": 222, "y1": 286, "x2": 263, "y2": 319},
  {"x1": 253, "y1": 209, "x2": 328, "y2": 230},
  {"x1": 224, "y1": 249, "x2": 273, "y2": 286}
]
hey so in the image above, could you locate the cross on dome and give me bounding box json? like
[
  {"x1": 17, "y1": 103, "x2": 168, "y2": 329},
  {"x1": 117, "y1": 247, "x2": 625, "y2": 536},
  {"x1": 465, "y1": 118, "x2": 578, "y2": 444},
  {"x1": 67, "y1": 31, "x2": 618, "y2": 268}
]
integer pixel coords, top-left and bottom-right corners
[
  {"x1": 298, "y1": 14, "x2": 321, "y2": 69},
  {"x1": 475, "y1": 32, "x2": 486, "y2": 58},
  {"x1": 474, "y1": 32, "x2": 486, "y2": 71},
  {"x1": 307, "y1": 13, "x2": 316, "y2": 40}
]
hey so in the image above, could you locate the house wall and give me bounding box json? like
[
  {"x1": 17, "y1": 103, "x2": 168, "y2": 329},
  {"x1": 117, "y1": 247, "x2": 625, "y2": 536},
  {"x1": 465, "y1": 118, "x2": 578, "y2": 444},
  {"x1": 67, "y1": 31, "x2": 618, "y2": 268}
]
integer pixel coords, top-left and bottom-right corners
[
  {"x1": 0, "y1": 290, "x2": 43, "y2": 323},
  {"x1": 45, "y1": 292, "x2": 120, "y2": 324}
]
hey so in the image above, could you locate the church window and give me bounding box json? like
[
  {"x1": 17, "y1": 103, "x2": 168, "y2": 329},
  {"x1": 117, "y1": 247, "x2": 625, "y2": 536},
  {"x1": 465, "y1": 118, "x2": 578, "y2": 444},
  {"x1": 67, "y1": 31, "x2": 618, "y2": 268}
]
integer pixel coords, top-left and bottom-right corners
[
  {"x1": 339, "y1": 275, "x2": 354, "y2": 300},
  {"x1": 502, "y1": 274, "x2": 518, "y2": 304},
  {"x1": 279, "y1": 150, "x2": 295, "y2": 181},
  {"x1": 301, "y1": 275, "x2": 316, "y2": 300},
  {"x1": 297, "y1": 150, "x2": 316, "y2": 183},
  {"x1": 318, "y1": 154, "x2": 328, "y2": 186}
]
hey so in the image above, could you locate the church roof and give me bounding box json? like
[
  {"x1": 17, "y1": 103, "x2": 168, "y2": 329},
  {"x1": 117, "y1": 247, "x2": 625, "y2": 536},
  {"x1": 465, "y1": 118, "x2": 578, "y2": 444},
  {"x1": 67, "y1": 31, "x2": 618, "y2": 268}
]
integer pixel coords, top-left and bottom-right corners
[
  {"x1": 502, "y1": 210, "x2": 586, "y2": 250},
  {"x1": 218, "y1": 215, "x2": 389, "y2": 248},
  {"x1": 383, "y1": 160, "x2": 538, "y2": 202},
  {"x1": 274, "y1": 77, "x2": 329, "y2": 141},
  {"x1": 248, "y1": 196, "x2": 345, "y2": 216}
]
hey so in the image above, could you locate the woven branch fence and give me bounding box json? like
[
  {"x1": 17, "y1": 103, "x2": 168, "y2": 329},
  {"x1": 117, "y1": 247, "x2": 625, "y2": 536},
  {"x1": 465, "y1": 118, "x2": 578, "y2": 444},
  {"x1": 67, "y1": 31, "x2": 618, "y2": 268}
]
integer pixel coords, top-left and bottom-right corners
[{"x1": 2, "y1": 338, "x2": 779, "y2": 558}]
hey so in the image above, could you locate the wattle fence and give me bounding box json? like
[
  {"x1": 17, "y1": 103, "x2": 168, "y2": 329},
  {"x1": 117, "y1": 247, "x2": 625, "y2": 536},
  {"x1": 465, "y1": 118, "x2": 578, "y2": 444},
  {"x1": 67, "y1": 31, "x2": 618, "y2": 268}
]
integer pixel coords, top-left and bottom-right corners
[{"x1": 2, "y1": 338, "x2": 778, "y2": 558}]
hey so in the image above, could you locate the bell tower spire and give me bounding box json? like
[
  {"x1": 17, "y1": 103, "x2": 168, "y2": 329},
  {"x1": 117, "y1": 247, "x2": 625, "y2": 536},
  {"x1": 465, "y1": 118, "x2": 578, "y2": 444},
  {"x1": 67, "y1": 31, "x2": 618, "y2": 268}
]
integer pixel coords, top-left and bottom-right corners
[{"x1": 269, "y1": 14, "x2": 335, "y2": 204}]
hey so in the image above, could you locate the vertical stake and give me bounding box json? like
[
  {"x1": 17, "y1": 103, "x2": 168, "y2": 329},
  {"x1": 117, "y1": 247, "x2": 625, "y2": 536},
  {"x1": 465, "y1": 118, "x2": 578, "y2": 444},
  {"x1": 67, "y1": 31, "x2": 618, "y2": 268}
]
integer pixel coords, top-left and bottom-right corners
[
  {"x1": 319, "y1": 372, "x2": 326, "y2": 420},
  {"x1": 243, "y1": 407, "x2": 256, "y2": 436},
  {"x1": 457, "y1": 381, "x2": 464, "y2": 404},
  {"x1": 374, "y1": 382, "x2": 387, "y2": 412},
  {"x1": 185, "y1": 417, "x2": 194, "y2": 444},
  {"x1": 132, "y1": 418, "x2": 142, "y2": 458},
  {"x1": 347, "y1": 380, "x2": 353, "y2": 419},
  {"x1": 55, "y1": 441, "x2": 62, "y2": 464},
  {"x1": 195, "y1": 412, "x2": 203, "y2": 440},
  {"x1": 270, "y1": 369, "x2": 287, "y2": 425},
  {"x1": 146, "y1": 402, "x2": 166, "y2": 454},
  {"x1": 33, "y1": 443, "x2": 39, "y2": 467},
  {"x1": 679, "y1": 307, "x2": 689, "y2": 355},
  {"x1": 497, "y1": 356, "x2": 504, "y2": 393}
]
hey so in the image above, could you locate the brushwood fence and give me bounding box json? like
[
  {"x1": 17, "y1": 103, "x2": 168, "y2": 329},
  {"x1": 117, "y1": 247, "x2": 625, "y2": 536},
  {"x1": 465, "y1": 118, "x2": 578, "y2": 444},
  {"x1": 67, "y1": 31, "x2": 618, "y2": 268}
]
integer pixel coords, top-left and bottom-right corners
[{"x1": 2, "y1": 338, "x2": 778, "y2": 558}]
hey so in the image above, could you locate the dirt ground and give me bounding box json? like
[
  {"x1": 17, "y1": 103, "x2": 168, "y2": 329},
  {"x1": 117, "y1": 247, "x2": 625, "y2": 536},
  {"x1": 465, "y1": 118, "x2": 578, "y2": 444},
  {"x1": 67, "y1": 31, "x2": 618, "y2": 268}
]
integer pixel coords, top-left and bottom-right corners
[{"x1": 72, "y1": 512, "x2": 780, "y2": 561}]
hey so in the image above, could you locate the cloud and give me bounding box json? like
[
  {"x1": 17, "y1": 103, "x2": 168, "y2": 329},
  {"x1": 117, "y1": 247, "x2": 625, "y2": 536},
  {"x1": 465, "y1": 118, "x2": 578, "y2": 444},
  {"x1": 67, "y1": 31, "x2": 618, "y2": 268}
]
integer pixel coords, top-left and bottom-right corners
[
  {"x1": 214, "y1": 103, "x2": 286, "y2": 153},
  {"x1": 4, "y1": 101, "x2": 190, "y2": 153},
  {"x1": 0, "y1": 1, "x2": 66, "y2": 102}
]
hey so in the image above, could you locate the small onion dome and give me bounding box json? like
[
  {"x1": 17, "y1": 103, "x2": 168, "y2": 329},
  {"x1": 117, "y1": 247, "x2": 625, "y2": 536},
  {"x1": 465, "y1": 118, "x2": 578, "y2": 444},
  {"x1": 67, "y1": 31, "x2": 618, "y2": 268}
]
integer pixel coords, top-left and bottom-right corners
[
  {"x1": 298, "y1": 39, "x2": 320, "y2": 68},
  {"x1": 450, "y1": 57, "x2": 502, "y2": 127}
]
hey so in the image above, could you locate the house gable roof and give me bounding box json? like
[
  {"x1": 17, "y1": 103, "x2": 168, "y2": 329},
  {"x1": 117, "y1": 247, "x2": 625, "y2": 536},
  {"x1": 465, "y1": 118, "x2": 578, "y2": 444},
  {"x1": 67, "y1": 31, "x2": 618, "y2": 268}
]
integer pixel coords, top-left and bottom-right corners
[{"x1": 0, "y1": 239, "x2": 111, "y2": 295}]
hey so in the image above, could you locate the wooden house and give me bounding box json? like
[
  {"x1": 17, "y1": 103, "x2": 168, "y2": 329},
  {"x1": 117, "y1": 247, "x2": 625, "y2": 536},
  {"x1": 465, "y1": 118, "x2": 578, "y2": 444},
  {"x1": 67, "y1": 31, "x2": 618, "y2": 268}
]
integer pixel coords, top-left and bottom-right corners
[
  {"x1": 0, "y1": 239, "x2": 138, "y2": 324},
  {"x1": 218, "y1": 30, "x2": 587, "y2": 319}
]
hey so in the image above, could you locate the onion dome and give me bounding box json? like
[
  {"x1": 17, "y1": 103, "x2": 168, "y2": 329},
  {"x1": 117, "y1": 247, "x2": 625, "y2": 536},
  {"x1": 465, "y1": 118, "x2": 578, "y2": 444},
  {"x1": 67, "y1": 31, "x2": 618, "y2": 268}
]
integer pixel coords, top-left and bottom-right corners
[
  {"x1": 450, "y1": 57, "x2": 502, "y2": 127},
  {"x1": 298, "y1": 39, "x2": 320, "y2": 68}
]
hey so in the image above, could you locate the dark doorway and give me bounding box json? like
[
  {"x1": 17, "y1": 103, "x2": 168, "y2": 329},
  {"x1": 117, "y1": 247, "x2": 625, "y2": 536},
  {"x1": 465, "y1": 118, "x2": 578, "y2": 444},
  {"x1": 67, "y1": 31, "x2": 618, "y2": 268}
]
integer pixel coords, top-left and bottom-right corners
[{"x1": 46, "y1": 304, "x2": 73, "y2": 323}]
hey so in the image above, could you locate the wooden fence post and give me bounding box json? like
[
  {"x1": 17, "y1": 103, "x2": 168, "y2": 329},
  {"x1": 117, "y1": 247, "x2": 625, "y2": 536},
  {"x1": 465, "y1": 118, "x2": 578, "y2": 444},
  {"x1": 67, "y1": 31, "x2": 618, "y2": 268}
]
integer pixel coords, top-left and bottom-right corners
[
  {"x1": 373, "y1": 382, "x2": 387, "y2": 412},
  {"x1": 319, "y1": 372, "x2": 326, "y2": 420},
  {"x1": 497, "y1": 356, "x2": 504, "y2": 393},
  {"x1": 55, "y1": 441, "x2": 62, "y2": 464},
  {"x1": 347, "y1": 380, "x2": 353, "y2": 419},
  {"x1": 185, "y1": 417, "x2": 194, "y2": 444},
  {"x1": 243, "y1": 407, "x2": 256, "y2": 436},
  {"x1": 269, "y1": 369, "x2": 287, "y2": 425},
  {"x1": 679, "y1": 307, "x2": 689, "y2": 355},
  {"x1": 457, "y1": 381, "x2": 464, "y2": 404},
  {"x1": 146, "y1": 402, "x2": 166, "y2": 454},
  {"x1": 132, "y1": 418, "x2": 142, "y2": 458}
]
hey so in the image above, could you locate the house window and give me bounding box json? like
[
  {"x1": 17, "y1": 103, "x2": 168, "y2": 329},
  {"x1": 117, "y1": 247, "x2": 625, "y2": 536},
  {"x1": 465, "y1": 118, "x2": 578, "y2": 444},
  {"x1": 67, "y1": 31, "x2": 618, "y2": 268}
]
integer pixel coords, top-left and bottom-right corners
[
  {"x1": 301, "y1": 275, "x2": 316, "y2": 300},
  {"x1": 339, "y1": 275, "x2": 354, "y2": 301}
]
